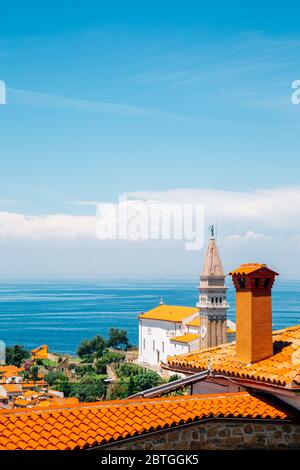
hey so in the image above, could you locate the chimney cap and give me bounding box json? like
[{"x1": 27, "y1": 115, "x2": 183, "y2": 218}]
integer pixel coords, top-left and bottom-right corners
[{"x1": 229, "y1": 263, "x2": 279, "y2": 276}]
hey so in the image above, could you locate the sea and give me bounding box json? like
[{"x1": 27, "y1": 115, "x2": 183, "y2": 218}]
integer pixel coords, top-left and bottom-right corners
[{"x1": 0, "y1": 279, "x2": 299, "y2": 355}]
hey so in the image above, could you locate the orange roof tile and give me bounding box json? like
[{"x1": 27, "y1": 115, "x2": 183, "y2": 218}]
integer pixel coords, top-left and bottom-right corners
[
  {"x1": 0, "y1": 365, "x2": 23, "y2": 378},
  {"x1": 167, "y1": 325, "x2": 300, "y2": 388},
  {"x1": 187, "y1": 317, "x2": 200, "y2": 327},
  {"x1": 1, "y1": 384, "x2": 22, "y2": 393},
  {"x1": 171, "y1": 333, "x2": 199, "y2": 343},
  {"x1": 22, "y1": 390, "x2": 43, "y2": 398},
  {"x1": 139, "y1": 305, "x2": 198, "y2": 322},
  {"x1": 0, "y1": 392, "x2": 290, "y2": 450},
  {"x1": 14, "y1": 400, "x2": 30, "y2": 407}
]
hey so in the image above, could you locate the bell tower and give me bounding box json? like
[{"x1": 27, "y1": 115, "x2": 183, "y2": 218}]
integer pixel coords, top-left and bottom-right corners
[{"x1": 197, "y1": 226, "x2": 228, "y2": 349}]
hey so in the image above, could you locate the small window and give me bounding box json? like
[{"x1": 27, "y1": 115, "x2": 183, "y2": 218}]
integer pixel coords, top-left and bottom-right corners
[
  {"x1": 219, "y1": 297, "x2": 222, "y2": 304},
  {"x1": 162, "y1": 341, "x2": 164, "y2": 353},
  {"x1": 211, "y1": 297, "x2": 214, "y2": 303},
  {"x1": 216, "y1": 297, "x2": 218, "y2": 303},
  {"x1": 148, "y1": 327, "x2": 152, "y2": 335},
  {"x1": 264, "y1": 278, "x2": 271, "y2": 288},
  {"x1": 238, "y1": 277, "x2": 246, "y2": 288},
  {"x1": 153, "y1": 340, "x2": 155, "y2": 351},
  {"x1": 143, "y1": 338, "x2": 145, "y2": 350},
  {"x1": 255, "y1": 278, "x2": 260, "y2": 288}
]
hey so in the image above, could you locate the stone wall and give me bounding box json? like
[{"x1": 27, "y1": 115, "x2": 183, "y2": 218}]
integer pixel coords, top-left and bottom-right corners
[{"x1": 106, "y1": 419, "x2": 300, "y2": 450}]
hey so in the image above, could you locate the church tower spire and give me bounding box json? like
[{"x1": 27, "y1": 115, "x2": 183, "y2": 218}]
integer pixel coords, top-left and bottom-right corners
[{"x1": 197, "y1": 226, "x2": 228, "y2": 349}]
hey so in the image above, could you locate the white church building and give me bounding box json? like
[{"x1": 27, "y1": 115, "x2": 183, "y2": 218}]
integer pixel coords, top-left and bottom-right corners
[{"x1": 138, "y1": 229, "x2": 235, "y2": 368}]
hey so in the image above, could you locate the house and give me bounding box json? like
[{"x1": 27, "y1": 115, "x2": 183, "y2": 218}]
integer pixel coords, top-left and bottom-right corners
[
  {"x1": 31, "y1": 345, "x2": 48, "y2": 360},
  {"x1": 0, "y1": 383, "x2": 23, "y2": 402},
  {"x1": 0, "y1": 365, "x2": 23, "y2": 383},
  {"x1": 138, "y1": 231, "x2": 234, "y2": 367}
]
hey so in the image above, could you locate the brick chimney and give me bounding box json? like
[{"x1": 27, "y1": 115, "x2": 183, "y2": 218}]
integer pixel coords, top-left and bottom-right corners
[{"x1": 229, "y1": 263, "x2": 278, "y2": 364}]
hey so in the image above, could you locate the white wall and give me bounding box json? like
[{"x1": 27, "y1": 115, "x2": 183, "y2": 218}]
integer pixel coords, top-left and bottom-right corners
[{"x1": 138, "y1": 317, "x2": 196, "y2": 366}]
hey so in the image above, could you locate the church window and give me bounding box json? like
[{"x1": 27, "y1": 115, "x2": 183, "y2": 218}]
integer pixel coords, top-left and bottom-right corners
[
  {"x1": 238, "y1": 277, "x2": 246, "y2": 288},
  {"x1": 162, "y1": 341, "x2": 164, "y2": 353},
  {"x1": 153, "y1": 340, "x2": 155, "y2": 351},
  {"x1": 148, "y1": 327, "x2": 152, "y2": 335},
  {"x1": 211, "y1": 297, "x2": 214, "y2": 303},
  {"x1": 216, "y1": 297, "x2": 218, "y2": 303},
  {"x1": 219, "y1": 297, "x2": 222, "y2": 303},
  {"x1": 143, "y1": 338, "x2": 145, "y2": 350},
  {"x1": 255, "y1": 278, "x2": 260, "y2": 288},
  {"x1": 264, "y1": 278, "x2": 270, "y2": 288}
]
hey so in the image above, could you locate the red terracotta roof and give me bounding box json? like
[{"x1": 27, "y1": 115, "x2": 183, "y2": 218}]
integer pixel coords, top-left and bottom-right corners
[
  {"x1": 0, "y1": 392, "x2": 290, "y2": 450},
  {"x1": 167, "y1": 325, "x2": 300, "y2": 388}
]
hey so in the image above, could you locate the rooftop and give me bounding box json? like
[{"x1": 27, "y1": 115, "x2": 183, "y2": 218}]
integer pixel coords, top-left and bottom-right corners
[
  {"x1": 0, "y1": 365, "x2": 23, "y2": 378},
  {"x1": 170, "y1": 333, "x2": 199, "y2": 343},
  {"x1": 229, "y1": 263, "x2": 278, "y2": 276},
  {"x1": 167, "y1": 325, "x2": 300, "y2": 389},
  {"x1": 0, "y1": 392, "x2": 291, "y2": 450},
  {"x1": 1, "y1": 384, "x2": 22, "y2": 393},
  {"x1": 139, "y1": 305, "x2": 198, "y2": 323}
]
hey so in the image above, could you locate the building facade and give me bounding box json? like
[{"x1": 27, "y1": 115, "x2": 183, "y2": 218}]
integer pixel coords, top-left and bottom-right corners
[{"x1": 138, "y1": 231, "x2": 232, "y2": 367}]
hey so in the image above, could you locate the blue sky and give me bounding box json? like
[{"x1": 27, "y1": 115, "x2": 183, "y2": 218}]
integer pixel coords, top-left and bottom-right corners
[{"x1": 0, "y1": 1, "x2": 300, "y2": 278}]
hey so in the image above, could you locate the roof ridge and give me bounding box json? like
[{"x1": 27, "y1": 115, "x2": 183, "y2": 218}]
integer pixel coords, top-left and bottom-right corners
[{"x1": 0, "y1": 391, "x2": 252, "y2": 416}]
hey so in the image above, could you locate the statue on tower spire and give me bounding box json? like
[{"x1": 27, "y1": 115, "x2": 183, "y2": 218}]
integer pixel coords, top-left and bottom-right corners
[{"x1": 209, "y1": 224, "x2": 215, "y2": 239}]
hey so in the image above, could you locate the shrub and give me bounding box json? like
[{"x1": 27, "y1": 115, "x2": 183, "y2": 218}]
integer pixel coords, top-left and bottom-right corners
[
  {"x1": 106, "y1": 380, "x2": 129, "y2": 400},
  {"x1": 44, "y1": 371, "x2": 67, "y2": 386},
  {"x1": 115, "y1": 363, "x2": 141, "y2": 378},
  {"x1": 68, "y1": 381, "x2": 106, "y2": 402},
  {"x1": 95, "y1": 351, "x2": 126, "y2": 374},
  {"x1": 5, "y1": 345, "x2": 30, "y2": 367}
]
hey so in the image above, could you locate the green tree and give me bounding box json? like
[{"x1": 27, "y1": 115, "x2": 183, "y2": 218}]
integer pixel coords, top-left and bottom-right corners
[
  {"x1": 168, "y1": 374, "x2": 182, "y2": 382},
  {"x1": 133, "y1": 369, "x2": 162, "y2": 392},
  {"x1": 115, "y1": 362, "x2": 141, "y2": 378},
  {"x1": 69, "y1": 381, "x2": 106, "y2": 402},
  {"x1": 77, "y1": 339, "x2": 93, "y2": 359},
  {"x1": 107, "y1": 328, "x2": 131, "y2": 350},
  {"x1": 6, "y1": 345, "x2": 30, "y2": 367},
  {"x1": 95, "y1": 351, "x2": 126, "y2": 374},
  {"x1": 29, "y1": 364, "x2": 39, "y2": 381},
  {"x1": 77, "y1": 335, "x2": 107, "y2": 360},
  {"x1": 106, "y1": 380, "x2": 129, "y2": 400},
  {"x1": 44, "y1": 371, "x2": 67, "y2": 386}
]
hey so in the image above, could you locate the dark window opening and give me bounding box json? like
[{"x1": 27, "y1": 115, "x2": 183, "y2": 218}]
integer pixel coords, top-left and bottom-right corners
[
  {"x1": 264, "y1": 278, "x2": 271, "y2": 288},
  {"x1": 238, "y1": 277, "x2": 246, "y2": 288},
  {"x1": 255, "y1": 278, "x2": 260, "y2": 288}
]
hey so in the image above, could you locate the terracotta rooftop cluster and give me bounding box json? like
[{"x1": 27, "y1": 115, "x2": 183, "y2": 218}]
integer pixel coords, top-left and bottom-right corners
[{"x1": 0, "y1": 392, "x2": 291, "y2": 450}]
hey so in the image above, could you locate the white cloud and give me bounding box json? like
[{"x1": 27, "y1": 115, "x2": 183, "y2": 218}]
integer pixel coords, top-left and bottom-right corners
[
  {"x1": 1, "y1": 186, "x2": 300, "y2": 278},
  {"x1": 0, "y1": 212, "x2": 96, "y2": 239},
  {"x1": 3, "y1": 186, "x2": 300, "y2": 241},
  {"x1": 128, "y1": 186, "x2": 300, "y2": 233},
  {"x1": 228, "y1": 231, "x2": 270, "y2": 240}
]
